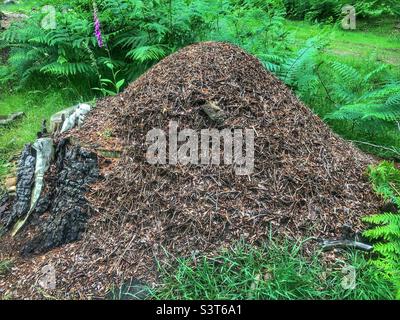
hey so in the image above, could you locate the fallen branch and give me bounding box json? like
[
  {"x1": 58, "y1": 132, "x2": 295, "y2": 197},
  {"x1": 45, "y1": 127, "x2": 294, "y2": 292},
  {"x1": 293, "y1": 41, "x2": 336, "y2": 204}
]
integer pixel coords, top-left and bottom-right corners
[
  {"x1": 0, "y1": 112, "x2": 24, "y2": 126},
  {"x1": 322, "y1": 239, "x2": 373, "y2": 252},
  {"x1": 350, "y1": 140, "x2": 400, "y2": 158}
]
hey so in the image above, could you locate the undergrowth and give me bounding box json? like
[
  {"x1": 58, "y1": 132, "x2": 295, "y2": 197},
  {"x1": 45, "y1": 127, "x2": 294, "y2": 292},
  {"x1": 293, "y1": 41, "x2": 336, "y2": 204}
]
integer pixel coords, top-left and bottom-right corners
[
  {"x1": 148, "y1": 240, "x2": 395, "y2": 300},
  {"x1": 363, "y1": 162, "x2": 400, "y2": 299},
  {"x1": 0, "y1": 88, "x2": 83, "y2": 180}
]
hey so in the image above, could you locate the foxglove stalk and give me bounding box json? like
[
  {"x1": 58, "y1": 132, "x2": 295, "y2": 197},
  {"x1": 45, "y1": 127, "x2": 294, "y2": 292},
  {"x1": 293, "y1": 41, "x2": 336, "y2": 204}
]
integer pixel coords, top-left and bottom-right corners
[{"x1": 93, "y1": 1, "x2": 103, "y2": 48}]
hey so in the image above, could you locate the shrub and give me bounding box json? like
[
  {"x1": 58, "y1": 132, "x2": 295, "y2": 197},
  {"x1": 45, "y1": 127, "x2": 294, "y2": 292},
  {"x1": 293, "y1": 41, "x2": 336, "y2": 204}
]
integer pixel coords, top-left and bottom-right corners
[
  {"x1": 325, "y1": 62, "x2": 400, "y2": 123},
  {"x1": 283, "y1": 0, "x2": 400, "y2": 22},
  {"x1": 1, "y1": 0, "x2": 213, "y2": 93},
  {"x1": 284, "y1": 0, "x2": 344, "y2": 21}
]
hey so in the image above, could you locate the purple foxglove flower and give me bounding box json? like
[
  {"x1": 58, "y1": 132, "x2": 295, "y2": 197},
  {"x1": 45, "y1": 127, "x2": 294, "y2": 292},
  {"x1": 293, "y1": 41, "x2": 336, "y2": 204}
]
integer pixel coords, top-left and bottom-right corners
[{"x1": 93, "y1": 1, "x2": 103, "y2": 48}]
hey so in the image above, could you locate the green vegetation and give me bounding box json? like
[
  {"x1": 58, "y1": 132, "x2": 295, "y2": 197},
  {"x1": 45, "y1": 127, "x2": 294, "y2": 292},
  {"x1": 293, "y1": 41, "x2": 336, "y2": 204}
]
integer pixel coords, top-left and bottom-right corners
[
  {"x1": 0, "y1": 90, "x2": 82, "y2": 179},
  {"x1": 285, "y1": 19, "x2": 400, "y2": 64},
  {"x1": 284, "y1": 0, "x2": 400, "y2": 21},
  {"x1": 0, "y1": 0, "x2": 58, "y2": 13},
  {"x1": 149, "y1": 240, "x2": 395, "y2": 300},
  {"x1": 363, "y1": 162, "x2": 400, "y2": 299},
  {"x1": 0, "y1": 259, "x2": 13, "y2": 276}
]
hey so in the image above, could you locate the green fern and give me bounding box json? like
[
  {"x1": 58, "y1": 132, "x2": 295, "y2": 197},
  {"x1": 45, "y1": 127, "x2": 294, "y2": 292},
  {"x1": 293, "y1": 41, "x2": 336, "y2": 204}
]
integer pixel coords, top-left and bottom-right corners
[
  {"x1": 1, "y1": 0, "x2": 212, "y2": 91},
  {"x1": 328, "y1": 61, "x2": 388, "y2": 103},
  {"x1": 368, "y1": 161, "x2": 400, "y2": 206},
  {"x1": 363, "y1": 162, "x2": 400, "y2": 299},
  {"x1": 324, "y1": 60, "x2": 400, "y2": 123},
  {"x1": 326, "y1": 83, "x2": 400, "y2": 122},
  {"x1": 1, "y1": 10, "x2": 99, "y2": 86},
  {"x1": 126, "y1": 45, "x2": 167, "y2": 63},
  {"x1": 40, "y1": 62, "x2": 95, "y2": 76},
  {"x1": 278, "y1": 37, "x2": 325, "y2": 99}
]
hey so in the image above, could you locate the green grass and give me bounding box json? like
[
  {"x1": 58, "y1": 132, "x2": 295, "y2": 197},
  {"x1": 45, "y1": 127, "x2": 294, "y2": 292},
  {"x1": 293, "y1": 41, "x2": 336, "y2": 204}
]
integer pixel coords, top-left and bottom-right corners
[
  {"x1": 149, "y1": 240, "x2": 395, "y2": 300},
  {"x1": 0, "y1": 259, "x2": 13, "y2": 276},
  {"x1": 0, "y1": 88, "x2": 81, "y2": 180},
  {"x1": 285, "y1": 18, "x2": 400, "y2": 65},
  {"x1": 0, "y1": 0, "x2": 65, "y2": 13}
]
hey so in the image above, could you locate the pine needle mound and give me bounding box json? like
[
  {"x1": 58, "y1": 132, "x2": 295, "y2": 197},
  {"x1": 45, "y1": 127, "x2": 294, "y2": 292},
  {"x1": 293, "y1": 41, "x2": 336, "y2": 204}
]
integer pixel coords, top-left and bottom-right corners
[
  {"x1": 0, "y1": 42, "x2": 382, "y2": 298},
  {"x1": 80, "y1": 41, "x2": 379, "y2": 238}
]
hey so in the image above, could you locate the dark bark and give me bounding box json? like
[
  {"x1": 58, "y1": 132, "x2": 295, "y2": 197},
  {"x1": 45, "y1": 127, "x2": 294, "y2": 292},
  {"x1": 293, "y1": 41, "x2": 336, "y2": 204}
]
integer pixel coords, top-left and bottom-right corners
[
  {"x1": 21, "y1": 140, "x2": 99, "y2": 255},
  {"x1": 4, "y1": 144, "x2": 36, "y2": 230}
]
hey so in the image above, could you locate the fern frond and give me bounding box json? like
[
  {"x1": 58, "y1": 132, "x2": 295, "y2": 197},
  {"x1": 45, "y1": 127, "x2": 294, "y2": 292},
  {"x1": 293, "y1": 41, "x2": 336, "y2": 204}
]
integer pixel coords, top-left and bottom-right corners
[
  {"x1": 373, "y1": 241, "x2": 400, "y2": 256},
  {"x1": 328, "y1": 83, "x2": 400, "y2": 122},
  {"x1": 126, "y1": 45, "x2": 167, "y2": 62},
  {"x1": 364, "y1": 64, "x2": 389, "y2": 83},
  {"x1": 40, "y1": 62, "x2": 94, "y2": 76},
  {"x1": 364, "y1": 162, "x2": 400, "y2": 298},
  {"x1": 330, "y1": 61, "x2": 362, "y2": 84}
]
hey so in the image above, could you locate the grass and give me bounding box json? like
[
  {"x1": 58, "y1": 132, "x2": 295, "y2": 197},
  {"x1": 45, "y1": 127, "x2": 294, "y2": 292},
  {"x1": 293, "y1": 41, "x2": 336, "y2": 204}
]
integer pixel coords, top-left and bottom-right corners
[
  {"x1": 285, "y1": 18, "x2": 400, "y2": 65},
  {"x1": 0, "y1": 87, "x2": 82, "y2": 180},
  {"x1": 0, "y1": 259, "x2": 13, "y2": 276},
  {"x1": 0, "y1": 0, "x2": 65, "y2": 13},
  {"x1": 148, "y1": 240, "x2": 395, "y2": 300}
]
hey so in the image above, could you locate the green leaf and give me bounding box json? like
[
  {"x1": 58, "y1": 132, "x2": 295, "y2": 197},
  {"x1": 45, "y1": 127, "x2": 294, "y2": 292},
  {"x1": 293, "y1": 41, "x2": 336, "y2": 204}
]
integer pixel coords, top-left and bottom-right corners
[{"x1": 116, "y1": 79, "x2": 125, "y2": 91}]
